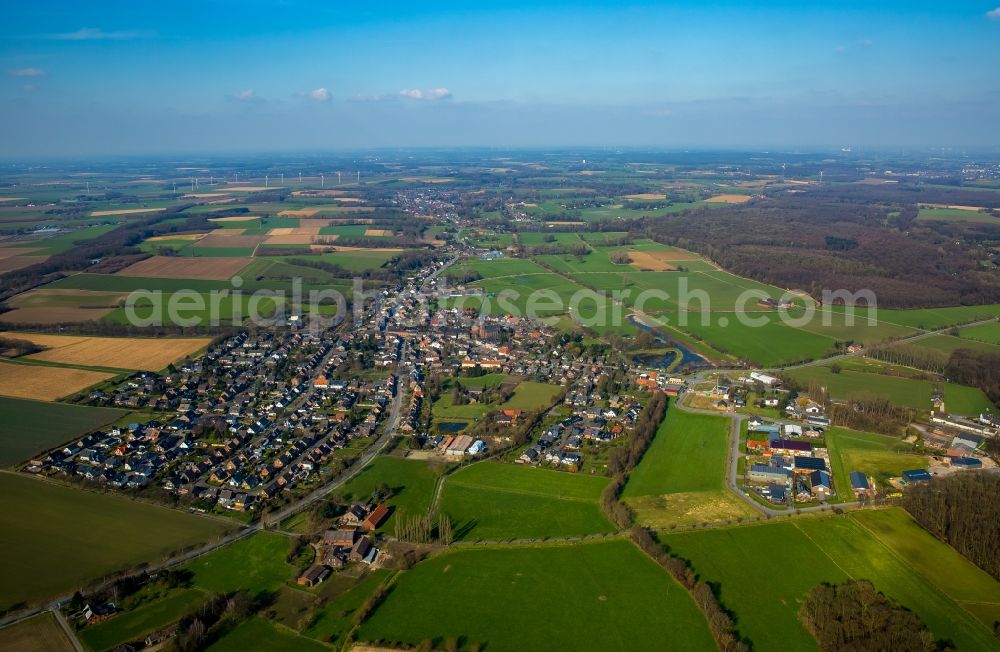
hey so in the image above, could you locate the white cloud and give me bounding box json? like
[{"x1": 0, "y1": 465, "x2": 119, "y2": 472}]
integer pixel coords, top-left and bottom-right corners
[
  {"x1": 988, "y1": 7, "x2": 1000, "y2": 20},
  {"x1": 309, "y1": 87, "x2": 330, "y2": 101},
  {"x1": 237, "y1": 89, "x2": 256, "y2": 101},
  {"x1": 8, "y1": 67, "x2": 46, "y2": 77},
  {"x1": 41, "y1": 27, "x2": 155, "y2": 41},
  {"x1": 399, "y1": 87, "x2": 452, "y2": 101}
]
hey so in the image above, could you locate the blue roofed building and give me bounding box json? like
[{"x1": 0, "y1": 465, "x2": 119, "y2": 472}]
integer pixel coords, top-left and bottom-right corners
[
  {"x1": 794, "y1": 456, "x2": 827, "y2": 472},
  {"x1": 902, "y1": 469, "x2": 932, "y2": 484},
  {"x1": 849, "y1": 471, "x2": 873, "y2": 496}
]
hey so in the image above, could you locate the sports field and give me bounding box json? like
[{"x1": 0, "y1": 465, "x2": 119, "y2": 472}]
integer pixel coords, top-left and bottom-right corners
[
  {"x1": 663, "y1": 511, "x2": 1000, "y2": 652},
  {"x1": 0, "y1": 397, "x2": 127, "y2": 467},
  {"x1": 10, "y1": 333, "x2": 211, "y2": 371},
  {"x1": 357, "y1": 540, "x2": 716, "y2": 651},
  {"x1": 333, "y1": 455, "x2": 441, "y2": 531},
  {"x1": 0, "y1": 360, "x2": 115, "y2": 401},
  {"x1": 0, "y1": 473, "x2": 230, "y2": 611},
  {"x1": 623, "y1": 408, "x2": 755, "y2": 526},
  {"x1": 440, "y1": 462, "x2": 613, "y2": 540}
]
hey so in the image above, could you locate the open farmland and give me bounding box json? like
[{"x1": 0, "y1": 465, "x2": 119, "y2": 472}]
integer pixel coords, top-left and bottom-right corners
[
  {"x1": 0, "y1": 360, "x2": 115, "y2": 401},
  {"x1": 9, "y1": 333, "x2": 211, "y2": 371},
  {"x1": 0, "y1": 613, "x2": 74, "y2": 652},
  {"x1": 663, "y1": 511, "x2": 1000, "y2": 652},
  {"x1": 116, "y1": 255, "x2": 251, "y2": 280},
  {"x1": 208, "y1": 617, "x2": 330, "y2": 652},
  {"x1": 0, "y1": 473, "x2": 231, "y2": 611},
  {"x1": 440, "y1": 462, "x2": 613, "y2": 540},
  {"x1": 0, "y1": 289, "x2": 126, "y2": 324},
  {"x1": 0, "y1": 397, "x2": 126, "y2": 467},
  {"x1": 78, "y1": 587, "x2": 206, "y2": 652},
  {"x1": 624, "y1": 408, "x2": 755, "y2": 526},
  {"x1": 358, "y1": 540, "x2": 716, "y2": 651}
]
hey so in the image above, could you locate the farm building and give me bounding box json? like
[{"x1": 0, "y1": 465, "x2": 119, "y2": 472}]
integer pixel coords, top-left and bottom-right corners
[
  {"x1": 849, "y1": 471, "x2": 874, "y2": 496},
  {"x1": 363, "y1": 503, "x2": 390, "y2": 531},
  {"x1": 298, "y1": 564, "x2": 330, "y2": 587},
  {"x1": 902, "y1": 469, "x2": 933, "y2": 484}
]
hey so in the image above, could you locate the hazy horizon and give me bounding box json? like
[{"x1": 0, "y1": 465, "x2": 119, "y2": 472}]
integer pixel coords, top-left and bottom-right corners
[{"x1": 3, "y1": 1, "x2": 1000, "y2": 157}]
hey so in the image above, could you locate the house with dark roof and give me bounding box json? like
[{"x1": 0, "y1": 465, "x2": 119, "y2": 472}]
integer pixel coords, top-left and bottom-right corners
[
  {"x1": 809, "y1": 470, "x2": 833, "y2": 499},
  {"x1": 749, "y1": 464, "x2": 790, "y2": 484},
  {"x1": 849, "y1": 471, "x2": 873, "y2": 496},
  {"x1": 902, "y1": 469, "x2": 932, "y2": 484},
  {"x1": 794, "y1": 456, "x2": 827, "y2": 473}
]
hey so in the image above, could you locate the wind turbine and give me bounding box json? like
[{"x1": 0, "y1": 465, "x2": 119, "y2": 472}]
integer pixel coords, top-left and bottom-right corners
[
  {"x1": 337, "y1": 171, "x2": 341, "y2": 185},
  {"x1": 265, "y1": 175, "x2": 269, "y2": 188},
  {"x1": 321, "y1": 174, "x2": 324, "y2": 187}
]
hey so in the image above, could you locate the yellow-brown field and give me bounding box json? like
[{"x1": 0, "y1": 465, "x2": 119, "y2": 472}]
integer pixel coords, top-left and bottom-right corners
[
  {"x1": 0, "y1": 360, "x2": 115, "y2": 401},
  {"x1": 291, "y1": 189, "x2": 346, "y2": 197},
  {"x1": 278, "y1": 207, "x2": 323, "y2": 217},
  {"x1": 90, "y1": 208, "x2": 166, "y2": 217},
  {"x1": 7, "y1": 332, "x2": 212, "y2": 370},
  {"x1": 364, "y1": 229, "x2": 392, "y2": 237},
  {"x1": 627, "y1": 251, "x2": 676, "y2": 271},
  {"x1": 191, "y1": 233, "x2": 265, "y2": 248},
  {"x1": 116, "y1": 255, "x2": 251, "y2": 280},
  {"x1": 704, "y1": 194, "x2": 752, "y2": 204},
  {"x1": 0, "y1": 289, "x2": 126, "y2": 325},
  {"x1": 0, "y1": 197, "x2": 27, "y2": 203},
  {"x1": 544, "y1": 221, "x2": 586, "y2": 227},
  {"x1": 0, "y1": 255, "x2": 49, "y2": 274},
  {"x1": 309, "y1": 245, "x2": 403, "y2": 253},
  {"x1": 145, "y1": 233, "x2": 206, "y2": 242},
  {"x1": 223, "y1": 185, "x2": 280, "y2": 192},
  {"x1": 919, "y1": 203, "x2": 984, "y2": 211},
  {"x1": 623, "y1": 193, "x2": 665, "y2": 200}
]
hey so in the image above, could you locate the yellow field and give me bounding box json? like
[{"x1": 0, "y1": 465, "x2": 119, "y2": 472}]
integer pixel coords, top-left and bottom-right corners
[
  {"x1": 224, "y1": 185, "x2": 280, "y2": 192},
  {"x1": 0, "y1": 198, "x2": 27, "y2": 203},
  {"x1": 919, "y1": 203, "x2": 984, "y2": 211},
  {"x1": 364, "y1": 229, "x2": 391, "y2": 236},
  {"x1": 704, "y1": 194, "x2": 752, "y2": 204},
  {"x1": 278, "y1": 207, "x2": 323, "y2": 217},
  {"x1": 0, "y1": 360, "x2": 114, "y2": 401},
  {"x1": 0, "y1": 255, "x2": 48, "y2": 274},
  {"x1": 9, "y1": 333, "x2": 211, "y2": 370},
  {"x1": 627, "y1": 251, "x2": 676, "y2": 271},
  {"x1": 623, "y1": 193, "x2": 665, "y2": 200},
  {"x1": 90, "y1": 208, "x2": 166, "y2": 217}
]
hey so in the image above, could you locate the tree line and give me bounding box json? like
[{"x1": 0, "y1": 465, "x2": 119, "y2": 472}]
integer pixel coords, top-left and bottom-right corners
[{"x1": 903, "y1": 472, "x2": 1000, "y2": 582}]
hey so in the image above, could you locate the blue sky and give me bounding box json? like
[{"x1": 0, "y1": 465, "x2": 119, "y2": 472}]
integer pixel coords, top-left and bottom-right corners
[{"x1": 2, "y1": 1, "x2": 999, "y2": 156}]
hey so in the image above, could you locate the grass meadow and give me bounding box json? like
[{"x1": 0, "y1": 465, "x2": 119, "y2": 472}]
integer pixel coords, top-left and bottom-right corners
[
  {"x1": 623, "y1": 408, "x2": 755, "y2": 526},
  {"x1": 333, "y1": 456, "x2": 442, "y2": 531},
  {"x1": 663, "y1": 510, "x2": 1000, "y2": 652},
  {"x1": 440, "y1": 462, "x2": 613, "y2": 541},
  {"x1": 357, "y1": 540, "x2": 716, "y2": 651}
]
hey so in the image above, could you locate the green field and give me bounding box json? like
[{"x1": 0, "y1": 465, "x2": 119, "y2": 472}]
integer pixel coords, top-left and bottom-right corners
[
  {"x1": 208, "y1": 617, "x2": 330, "y2": 652},
  {"x1": 825, "y1": 427, "x2": 927, "y2": 490},
  {"x1": 956, "y1": 320, "x2": 1000, "y2": 345},
  {"x1": 663, "y1": 511, "x2": 1000, "y2": 652},
  {"x1": 865, "y1": 304, "x2": 1000, "y2": 330},
  {"x1": 358, "y1": 540, "x2": 716, "y2": 651},
  {"x1": 0, "y1": 473, "x2": 230, "y2": 611},
  {"x1": 441, "y1": 462, "x2": 613, "y2": 541},
  {"x1": 183, "y1": 532, "x2": 293, "y2": 597},
  {"x1": 0, "y1": 397, "x2": 127, "y2": 467},
  {"x1": 333, "y1": 456, "x2": 441, "y2": 530},
  {"x1": 500, "y1": 381, "x2": 563, "y2": 411},
  {"x1": 78, "y1": 588, "x2": 205, "y2": 652},
  {"x1": 916, "y1": 207, "x2": 999, "y2": 223},
  {"x1": 787, "y1": 363, "x2": 993, "y2": 415},
  {"x1": 623, "y1": 408, "x2": 755, "y2": 526},
  {"x1": 303, "y1": 569, "x2": 393, "y2": 644}
]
